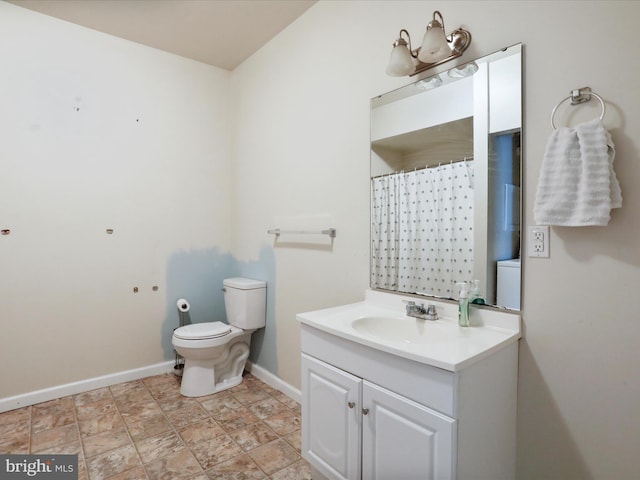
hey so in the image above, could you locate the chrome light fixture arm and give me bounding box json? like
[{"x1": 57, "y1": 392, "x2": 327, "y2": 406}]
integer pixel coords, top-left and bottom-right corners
[{"x1": 394, "y1": 29, "x2": 413, "y2": 52}]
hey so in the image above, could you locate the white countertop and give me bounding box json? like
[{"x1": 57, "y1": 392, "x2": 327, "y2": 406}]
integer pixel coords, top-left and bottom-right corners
[{"x1": 297, "y1": 289, "x2": 521, "y2": 372}]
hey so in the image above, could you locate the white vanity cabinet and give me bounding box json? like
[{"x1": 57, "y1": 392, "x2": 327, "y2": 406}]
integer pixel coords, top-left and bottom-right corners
[
  {"x1": 303, "y1": 353, "x2": 455, "y2": 480},
  {"x1": 362, "y1": 378, "x2": 456, "y2": 480},
  {"x1": 300, "y1": 321, "x2": 519, "y2": 480},
  {"x1": 302, "y1": 354, "x2": 361, "y2": 480}
]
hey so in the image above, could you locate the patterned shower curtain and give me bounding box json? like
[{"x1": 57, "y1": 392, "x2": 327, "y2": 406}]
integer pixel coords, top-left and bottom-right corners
[{"x1": 371, "y1": 161, "x2": 475, "y2": 298}]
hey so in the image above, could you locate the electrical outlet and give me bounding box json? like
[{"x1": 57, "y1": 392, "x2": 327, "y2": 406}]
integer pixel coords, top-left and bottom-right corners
[{"x1": 528, "y1": 226, "x2": 550, "y2": 258}]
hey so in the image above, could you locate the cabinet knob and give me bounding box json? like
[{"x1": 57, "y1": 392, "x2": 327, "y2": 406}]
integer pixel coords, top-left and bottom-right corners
[
  {"x1": 362, "y1": 408, "x2": 369, "y2": 415},
  {"x1": 348, "y1": 402, "x2": 355, "y2": 409}
]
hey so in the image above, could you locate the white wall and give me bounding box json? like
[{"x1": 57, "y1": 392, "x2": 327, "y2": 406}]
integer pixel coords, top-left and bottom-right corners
[
  {"x1": 0, "y1": 2, "x2": 234, "y2": 397},
  {"x1": 2, "y1": 1, "x2": 640, "y2": 478},
  {"x1": 231, "y1": 1, "x2": 640, "y2": 479}
]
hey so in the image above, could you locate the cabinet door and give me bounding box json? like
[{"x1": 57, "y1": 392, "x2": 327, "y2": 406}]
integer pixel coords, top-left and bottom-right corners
[
  {"x1": 362, "y1": 381, "x2": 456, "y2": 480},
  {"x1": 301, "y1": 354, "x2": 361, "y2": 480}
]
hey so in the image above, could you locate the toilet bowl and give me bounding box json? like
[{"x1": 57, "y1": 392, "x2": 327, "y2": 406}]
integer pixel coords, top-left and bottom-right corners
[{"x1": 172, "y1": 277, "x2": 266, "y2": 397}]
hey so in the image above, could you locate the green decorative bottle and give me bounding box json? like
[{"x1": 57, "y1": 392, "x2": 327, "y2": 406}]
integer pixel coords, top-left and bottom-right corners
[{"x1": 456, "y1": 282, "x2": 470, "y2": 327}]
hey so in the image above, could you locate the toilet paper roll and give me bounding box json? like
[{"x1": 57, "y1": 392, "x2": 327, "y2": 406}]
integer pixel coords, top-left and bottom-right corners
[{"x1": 177, "y1": 298, "x2": 190, "y2": 313}]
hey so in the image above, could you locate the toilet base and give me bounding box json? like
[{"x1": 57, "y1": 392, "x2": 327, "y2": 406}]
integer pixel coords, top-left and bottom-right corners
[{"x1": 179, "y1": 337, "x2": 251, "y2": 397}]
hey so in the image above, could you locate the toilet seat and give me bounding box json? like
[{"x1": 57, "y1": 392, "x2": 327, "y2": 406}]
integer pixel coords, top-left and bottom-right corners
[{"x1": 174, "y1": 321, "x2": 231, "y2": 340}]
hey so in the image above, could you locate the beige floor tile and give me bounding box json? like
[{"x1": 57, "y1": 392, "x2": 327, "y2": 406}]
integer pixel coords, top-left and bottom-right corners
[
  {"x1": 142, "y1": 373, "x2": 180, "y2": 389},
  {"x1": 247, "y1": 438, "x2": 300, "y2": 476},
  {"x1": 189, "y1": 434, "x2": 243, "y2": 470},
  {"x1": 85, "y1": 444, "x2": 142, "y2": 480},
  {"x1": 0, "y1": 433, "x2": 30, "y2": 454},
  {"x1": 74, "y1": 387, "x2": 113, "y2": 407},
  {"x1": 37, "y1": 439, "x2": 82, "y2": 455},
  {"x1": 215, "y1": 406, "x2": 260, "y2": 432},
  {"x1": 113, "y1": 388, "x2": 155, "y2": 408},
  {"x1": 230, "y1": 387, "x2": 270, "y2": 406},
  {"x1": 75, "y1": 399, "x2": 118, "y2": 420},
  {"x1": 262, "y1": 410, "x2": 301, "y2": 436},
  {"x1": 178, "y1": 418, "x2": 226, "y2": 447},
  {"x1": 142, "y1": 374, "x2": 181, "y2": 400},
  {"x1": 82, "y1": 424, "x2": 132, "y2": 458},
  {"x1": 193, "y1": 391, "x2": 223, "y2": 403},
  {"x1": 144, "y1": 448, "x2": 203, "y2": 480},
  {"x1": 0, "y1": 373, "x2": 302, "y2": 480},
  {"x1": 118, "y1": 400, "x2": 163, "y2": 421},
  {"x1": 109, "y1": 379, "x2": 145, "y2": 398},
  {"x1": 247, "y1": 398, "x2": 288, "y2": 420},
  {"x1": 282, "y1": 429, "x2": 301, "y2": 451},
  {"x1": 229, "y1": 422, "x2": 278, "y2": 452},
  {"x1": 199, "y1": 395, "x2": 242, "y2": 418},
  {"x1": 147, "y1": 387, "x2": 182, "y2": 404},
  {"x1": 31, "y1": 422, "x2": 79, "y2": 453},
  {"x1": 77, "y1": 458, "x2": 89, "y2": 480},
  {"x1": 164, "y1": 402, "x2": 210, "y2": 429},
  {"x1": 0, "y1": 406, "x2": 31, "y2": 428},
  {"x1": 270, "y1": 459, "x2": 313, "y2": 480},
  {"x1": 254, "y1": 383, "x2": 280, "y2": 397},
  {"x1": 102, "y1": 464, "x2": 148, "y2": 480},
  {"x1": 272, "y1": 392, "x2": 300, "y2": 410},
  {"x1": 78, "y1": 410, "x2": 123, "y2": 437},
  {"x1": 205, "y1": 454, "x2": 266, "y2": 479},
  {"x1": 157, "y1": 397, "x2": 198, "y2": 413},
  {"x1": 32, "y1": 412, "x2": 75, "y2": 433},
  {"x1": 33, "y1": 396, "x2": 74, "y2": 412},
  {"x1": 125, "y1": 413, "x2": 172, "y2": 442},
  {"x1": 135, "y1": 430, "x2": 185, "y2": 464}
]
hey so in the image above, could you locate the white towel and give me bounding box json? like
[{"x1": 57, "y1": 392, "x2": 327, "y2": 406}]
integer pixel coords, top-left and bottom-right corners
[{"x1": 534, "y1": 118, "x2": 622, "y2": 226}]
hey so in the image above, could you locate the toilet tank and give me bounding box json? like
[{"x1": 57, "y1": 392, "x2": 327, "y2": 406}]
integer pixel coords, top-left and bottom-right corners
[{"x1": 223, "y1": 277, "x2": 267, "y2": 330}]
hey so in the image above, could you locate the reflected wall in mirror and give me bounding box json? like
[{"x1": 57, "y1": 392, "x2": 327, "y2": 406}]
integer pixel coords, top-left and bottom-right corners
[{"x1": 370, "y1": 44, "x2": 522, "y2": 310}]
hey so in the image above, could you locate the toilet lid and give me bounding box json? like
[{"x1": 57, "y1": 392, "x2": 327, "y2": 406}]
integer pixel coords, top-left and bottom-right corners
[{"x1": 174, "y1": 322, "x2": 231, "y2": 340}]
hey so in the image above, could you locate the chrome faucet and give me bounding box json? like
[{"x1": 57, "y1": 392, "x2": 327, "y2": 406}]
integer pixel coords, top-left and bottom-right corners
[{"x1": 405, "y1": 301, "x2": 438, "y2": 321}]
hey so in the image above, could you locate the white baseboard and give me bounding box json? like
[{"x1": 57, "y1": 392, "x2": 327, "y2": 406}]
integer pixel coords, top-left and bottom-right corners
[
  {"x1": 0, "y1": 360, "x2": 175, "y2": 413},
  {"x1": 0, "y1": 360, "x2": 300, "y2": 413},
  {"x1": 246, "y1": 361, "x2": 301, "y2": 404}
]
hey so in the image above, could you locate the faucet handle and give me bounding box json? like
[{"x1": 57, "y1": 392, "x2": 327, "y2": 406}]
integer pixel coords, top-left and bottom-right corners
[{"x1": 425, "y1": 304, "x2": 438, "y2": 320}]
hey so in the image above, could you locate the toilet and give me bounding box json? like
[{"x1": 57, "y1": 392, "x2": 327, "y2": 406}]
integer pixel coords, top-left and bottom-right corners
[{"x1": 172, "y1": 277, "x2": 266, "y2": 397}]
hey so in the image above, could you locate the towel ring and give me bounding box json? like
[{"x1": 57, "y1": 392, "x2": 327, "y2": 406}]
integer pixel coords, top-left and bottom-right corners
[{"x1": 550, "y1": 88, "x2": 606, "y2": 129}]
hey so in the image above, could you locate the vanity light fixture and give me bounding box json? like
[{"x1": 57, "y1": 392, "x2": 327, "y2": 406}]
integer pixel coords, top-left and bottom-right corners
[{"x1": 386, "y1": 11, "x2": 471, "y2": 77}]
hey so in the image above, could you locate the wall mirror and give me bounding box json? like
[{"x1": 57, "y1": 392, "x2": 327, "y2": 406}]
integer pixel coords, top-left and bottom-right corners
[{"x1": 370, "y1": 43, "x2": 522, "y2": 310}]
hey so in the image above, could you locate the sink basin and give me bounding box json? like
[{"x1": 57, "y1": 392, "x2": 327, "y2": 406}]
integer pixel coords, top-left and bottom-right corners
[
  {"x1": 297, "y1": 290, "x2": 521, "y2": 371},
  {"x1": 351, "y1": 316, "x2": 444, "y2": 344}
]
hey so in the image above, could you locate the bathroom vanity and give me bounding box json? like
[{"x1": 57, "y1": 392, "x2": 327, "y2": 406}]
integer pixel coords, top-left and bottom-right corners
[{"x1": 298, "y1": 290, "x2": 520, "y2": 480}]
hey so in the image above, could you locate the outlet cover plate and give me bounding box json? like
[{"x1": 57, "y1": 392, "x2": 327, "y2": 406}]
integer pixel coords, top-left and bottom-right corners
[{"x1": 528, "y1": 225, "x2": 550, "y2": 258}]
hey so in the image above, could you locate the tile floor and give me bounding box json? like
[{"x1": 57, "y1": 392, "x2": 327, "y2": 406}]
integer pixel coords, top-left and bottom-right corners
[{"x1": 0, "y1": 372, "x2": 311, "y2": 480}]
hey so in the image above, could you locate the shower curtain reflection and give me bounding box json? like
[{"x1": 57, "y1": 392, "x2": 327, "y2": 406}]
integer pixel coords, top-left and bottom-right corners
[{"x1": 371, "y1": 161, "x2": 474, "y2": 298}]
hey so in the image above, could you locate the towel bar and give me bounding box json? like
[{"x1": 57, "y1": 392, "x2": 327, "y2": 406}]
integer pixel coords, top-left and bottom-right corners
[
  {"x1": 267, "y1": 228, "x2": 336, "y2": 238},
  {"x1": 551, "y1": 87, "x2": 606, "y2": 129}
]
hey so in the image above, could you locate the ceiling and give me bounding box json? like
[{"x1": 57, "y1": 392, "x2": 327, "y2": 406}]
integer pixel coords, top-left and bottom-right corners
[{"x1": 7, "y1": 0, "x2": 317, "y2": 70}]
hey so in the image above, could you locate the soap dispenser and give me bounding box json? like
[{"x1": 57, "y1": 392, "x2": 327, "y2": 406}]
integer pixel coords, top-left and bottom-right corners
[
  {"x1": 470, "y1": 279, "x2": 485, "y2": 305},
  {"x1": 456, "y1": 282, "x2": 470, "y2": 327}
]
